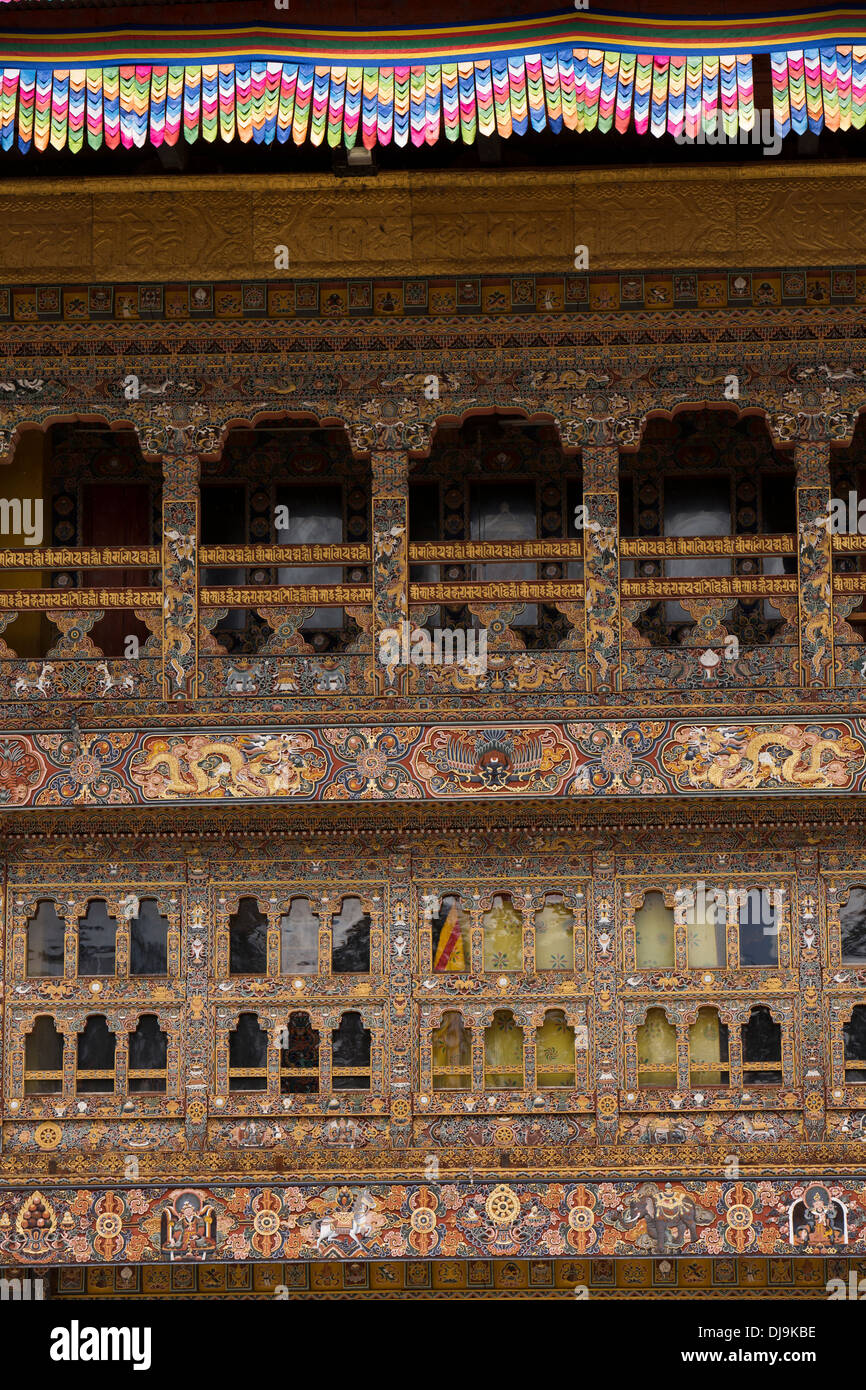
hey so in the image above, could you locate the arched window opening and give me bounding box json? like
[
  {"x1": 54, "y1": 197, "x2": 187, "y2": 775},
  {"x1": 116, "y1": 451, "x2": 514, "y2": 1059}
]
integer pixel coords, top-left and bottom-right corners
[
  {"x1": 431, "y1": 1010, "x2": 472, "y2": 1091},
  {"x1": 331, "y1": 1012, "x2": 371, "y2": 1090},
  {"x1": 535, "y1": 1010, "x2": 576, "y2": 1088},
  {"x1": 484, "y1": 1010, "x2": 523, "y2": 1089},
  {"x1": 228, "y1": 1013, "x2": 268, "y2": 1091},
  {"x1": 26, "y1": 900, "x2": 65, "y2": 977},
  {"x1": 637, "y1": 1008, "x2": 676, "y2": 1087},
  {"x1": 229, "y1": 898, "x2": 268, "y2": 976},
  {"x1": 431, "y1": 896, "x2": 470, "y2": 974},
  {"x1": 737, "y1": 888, "x2": 780, "y2": 966},
  {"x1": 684, "y1": 886, "x2": 727, "y2": 969},
  {"x1": 534, "y1": 896, "x2": 575, "y2": 972},
  {"x1": 24, "y1": 1016, "x2": 64, "y2": 1094},
  {"x1": 843, "y1": 1005, "x2": 866, "y2": 1084},
  {"x1": 331, "y1": 898, "x2": 371, "y2": 974},
  {"x1": 76, "y1": 1016, "x2": 116, "y2": 1094},
  {"x1": 689, "y1": 1008, "x2": 730, "y2": 1086},
  {"x1": 128, "y1": 1015, "x2": 168, "y2": 1093},
  {"x1": 280, "y1": 1012, "x2": 320, "y2": 1094},
  {"x1": 742, "y1": 1005, "x2": 783, "y2": 1085},
  {"x1": 482, "y1": 894, "x2": 523, "y2": 973},
  {"x1": 280, "y1": 898, "x2": 320, "y2": 976},
  {"x1": 77, "y1": 900, "x2": 118, "y2": 976},
  {"x1": 635, "y1": 893, "x2": 674, "y2": 969},
  {"x1": 130, "y1": 899, "x2": 169, "y2": 976}
]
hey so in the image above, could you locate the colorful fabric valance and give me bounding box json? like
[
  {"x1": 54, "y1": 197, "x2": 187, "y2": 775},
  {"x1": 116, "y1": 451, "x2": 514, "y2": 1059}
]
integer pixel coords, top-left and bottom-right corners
[{"x1": 1, "y1": 12, "x2": 866, "y2": 152}]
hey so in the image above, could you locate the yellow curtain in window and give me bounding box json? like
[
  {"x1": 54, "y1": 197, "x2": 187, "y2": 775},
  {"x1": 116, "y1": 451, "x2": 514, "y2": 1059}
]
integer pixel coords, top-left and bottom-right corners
[
  {"x1": 686, "y1": 890, "x2": 727, "y2": 968},
  {"x1": 536, "y1": 1012, "x2": 575, "y2": 1087},
  {"x1": 432, "y1": 1012, "x2": 471, "y2": 1090},
  {"x1": 535, "y1": 903, "x2": 575, "y2": 971},
  {"x1": 635, "y1": 895, "x2": 675, "y2": 968},
  {"x1": 689, "y1": 1007, "x2": 724, "y2": 1085},
  {"x1": 482, "y1": 897, "x2": 523, "y2": 972},
  {"x1": 637, "y1": 1009, "x2": 677, "y2": 1087},
  {"x1": 484, "y1": 1013, "x2": 523, "y2": 1087}
]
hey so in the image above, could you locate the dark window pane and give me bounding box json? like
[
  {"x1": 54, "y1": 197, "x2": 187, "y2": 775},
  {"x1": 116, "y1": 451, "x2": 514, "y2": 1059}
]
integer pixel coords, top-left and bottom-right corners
[
  {"x1": 130, "y1": 899, "x2": 169, "y2": 976},
  {"x1": 738, "y1": 889, "x2": 780, "y2": 966},
  {"x1": 844, "y1": 1005, "x2": 866, "y2": 1082},
  {"x1": 841, "y1": 887, "x2": 866, "y2": 962},
  {"x1": 280, "y1": 1012, "x2": 320, "y2": 1095},
  {"x1": 78, "y1": 901, "x2": 117, "y2": 976},
  {"x1": 229, "y1": 1013, "x2": 268, "y2": 1090},
  {"x1": 27, "y1": 900, "x2": 65, "y2": 977},
  {"x1": 25, "y1": 1016, "x2": 64, "y2": 1094},
  {"x1": 332, "y1": 1012, "x2": 371, "y2": 1090},
  {"x1": 742, "y1": 1006, "x2": 783, "y2": 1084},
  {"x1": 76, "y1": 1016, "x2": 116, "y2": 1093},
  {"x1": 229, "y1": 897, "x2": 268, "y2": 976},
  {"x1": 129, "y1": 1014, "x2": 167, "y2": 1092},
  {"x1": 331, "y1": 898, "x2": 371, "y2": 973}
]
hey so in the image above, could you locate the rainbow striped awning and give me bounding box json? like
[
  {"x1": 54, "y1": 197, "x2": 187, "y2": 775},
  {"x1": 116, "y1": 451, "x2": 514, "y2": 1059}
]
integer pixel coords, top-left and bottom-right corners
[{"x1": 1, "y1": 11, "x2": 866, "y2": 153}]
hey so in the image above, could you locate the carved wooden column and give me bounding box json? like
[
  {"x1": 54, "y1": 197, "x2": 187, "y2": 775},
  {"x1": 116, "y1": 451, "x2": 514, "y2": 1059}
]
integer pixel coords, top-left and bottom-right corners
[
  {"x1": 796, "y1": 852, "x2": 826, "y2": 1140},
  {"x1": 161, "y1": 451, "x2": 200, "y2": 701},
  {"x1": 183, "y1": 850, "x2": 210, "y2": 1150},
  {"x1": 386, "y1": 855, "x2": 412, "y2": 1148},
  {"x1": 582, "y1": 445, "x2": 621, "y2": 693},
  {"x1": 371, "y1": 450, "x2": 409, "y2": 696},
  {"x1": 591, "y1": 853, "x2": 619, "y2": 1143},
  {"x1": 795, "y1": 441, "x2": 834, "y2": 687}
]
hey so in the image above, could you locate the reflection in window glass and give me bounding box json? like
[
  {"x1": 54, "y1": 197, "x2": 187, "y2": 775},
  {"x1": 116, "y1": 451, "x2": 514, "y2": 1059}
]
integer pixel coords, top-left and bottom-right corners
[
  {"x1": 737, "y1": 888, "x2": 779, "y2": 966},
  {"x1": 130, "y1": 899, "x2": 169, "y2": 976},
  {"x1": 280, "y1": 1012, "x2": 319, "y2": 1094},
  {"x1": 431, "y1": 896, "x2": 470, "y2": 973},
  {"x1": 78, "y1": 900, "x2": 118, "y2": 976},
  {"x1": 689, "y1": 1007, "x2": 729, "y2": 1085},
  {"x1": 432, "y1": 1010, "x2": 472, "y2": 1090},
  {"x1": 27, "y1": 900, "x2": 65, "y2": 977},
  {"x1": 840, "y1": 887, "x2": 866, "y2": 963},
  {"x1": 637, "y1": 1008, "x2": 676, "y2": 1087},
  {"x1": 635, "y1": 893, "x2": 675, "y2": 968},
  {"x1": 484, "y1": 1010, "x2": 523, "y2": 1088},
  {"x1": 482, "y1": 894, "x2": 523, "y2": 972},
  {"x1": 229, "y1": 898, "x2": 268, "y2": 976},
  {"x1": 536, "y1": 1010, "x2": 575, "y2": 1087},
  {"x1": 535, "y1": 898, "x2": 575, "y2": 971},
  {"x1": 331, "y1": 898, "x2": 371, "y2": 973},
  {"x1": 280, "y1": 898, "x2": 319, "y2": 975},
  {"x1": 663, "y1": 474, "x2": 730, "y2": 623}
]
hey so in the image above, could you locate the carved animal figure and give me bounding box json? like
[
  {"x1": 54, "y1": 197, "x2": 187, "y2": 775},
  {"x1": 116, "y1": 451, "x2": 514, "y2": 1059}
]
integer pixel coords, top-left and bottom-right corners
[
  {"x1": 225, "y1": 662, "x2": 264, "y2": 694},
  {"x1": 96, "y1": 662, "x2": 134, "y2": 695},
  {"x1": 615, "y1": 1183, "x2": 713, "y2": 1254},
  {"x1": 311, "y1": 662, "x2": 347, "y2": 693},
  {"x1": 13, "y1": 663, "x2": 54, "y2": 697}
]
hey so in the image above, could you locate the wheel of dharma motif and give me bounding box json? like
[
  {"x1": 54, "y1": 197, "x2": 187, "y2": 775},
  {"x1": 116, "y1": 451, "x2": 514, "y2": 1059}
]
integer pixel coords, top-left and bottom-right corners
[
  {"x1": 485, "y1": 1184, "x2": 521, "y2": 1227},
  {"x1": 35, "y1": 1123, "x2": 63, "y2": 1151}
]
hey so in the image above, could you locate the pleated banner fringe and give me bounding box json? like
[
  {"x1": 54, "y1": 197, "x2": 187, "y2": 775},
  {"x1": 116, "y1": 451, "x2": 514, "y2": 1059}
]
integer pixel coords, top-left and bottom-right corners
[{"x1": 1, "y1": 45, "x2": 866, "y2": 152}]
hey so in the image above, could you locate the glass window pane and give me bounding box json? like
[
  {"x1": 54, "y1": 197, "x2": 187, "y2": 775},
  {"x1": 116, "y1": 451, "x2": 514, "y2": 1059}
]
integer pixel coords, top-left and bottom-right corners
[
  {"x1": 130, "y1": 899, "x2": 169, "y2": 976},
  {"x1": 484, "y1": 1010, "x2": 523, "y2": 1088},
  {"x1": 536, "y1": 1010, "x2": 575, "y2": 1087},
  {"x1": 229, "y1": 898, "x2": 268, "y2": 976},
  {"x1": 742, "y1": 1005, "x2": 783, "y2": 1084},
  {"x1": 78, "y1": 901, "x2": 118, "y2": 976},
  {"x1": 844, "y1": 1006, "x2": 866, "y2": 1083},
  {"x1": 737, "y1": 888, "x2": 780, "y2": 966},
  {"x1": 432, "y1": 1010, "x2": 472, "y2": 1091},
  {"x1": 331, "y1": 898, "x2": 370, "y2": 973},
  {"x1": 482, "y1": 894, "x2": 523, "y2": 972},
  {"x1": 535, "y1": 898, "x2": 575, "y2": 972},
  {"x1": 685, "y1": 886, "x2": 727, "y2": 968},
  {"x1": 280, "y1": 898, "x2": 320, "y2": 975},
  {"x1": 332, "y1": 1012, "x2": 371, "y2": 1090},
  {"x1": 25, "y1": 1016, "x2": 63, "y2": 1094},
  {"x1": 637, "y1": 1008, "x2": 676, "y2": 1087},
  {"x1": 431, "y1": 896, "x2": 470, "y2": 973},
  {"x1": 840, "y1": 887, "x2": 866, "y2": 963},
  {"x1": 635, "y1": 893, "x2": 674, "y2": 968},
  {"x1": 26, "y1": 901, "x2": 65, "y2": 977},
  {"x1": 689, "y1": 1008, "x2": 729, "y2": 1085}
]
